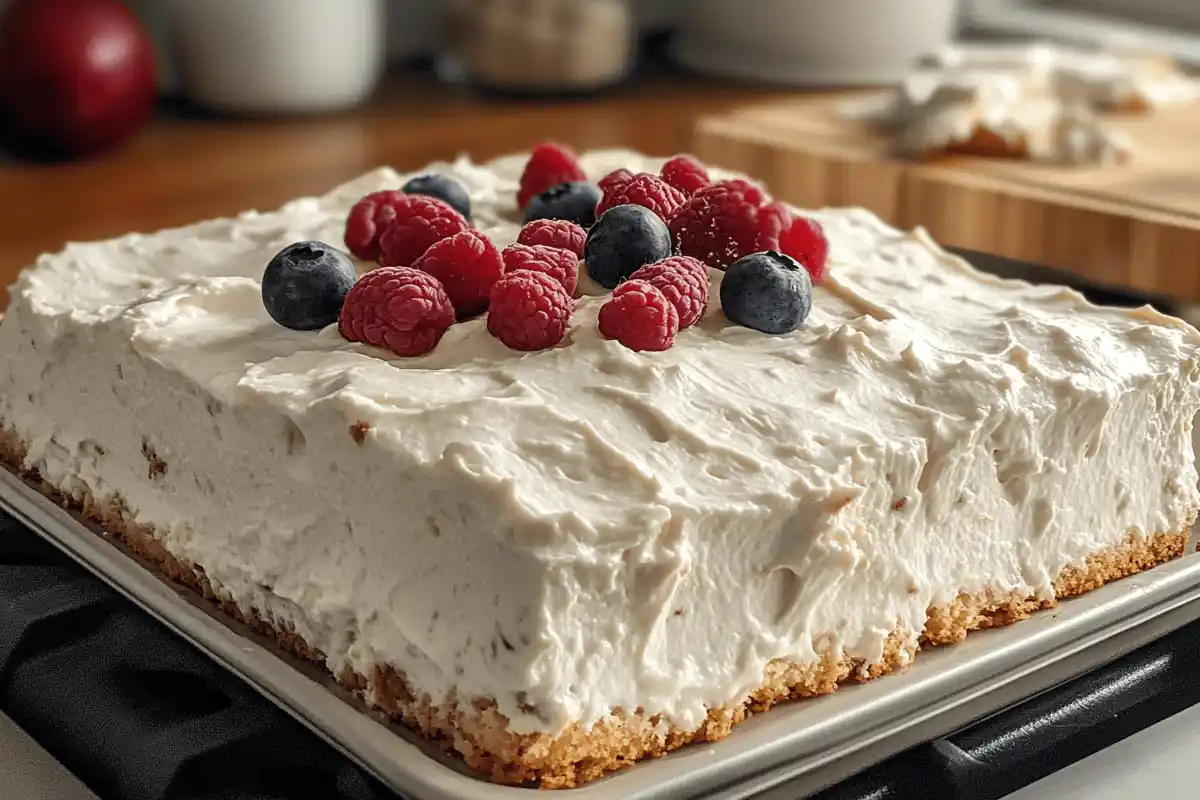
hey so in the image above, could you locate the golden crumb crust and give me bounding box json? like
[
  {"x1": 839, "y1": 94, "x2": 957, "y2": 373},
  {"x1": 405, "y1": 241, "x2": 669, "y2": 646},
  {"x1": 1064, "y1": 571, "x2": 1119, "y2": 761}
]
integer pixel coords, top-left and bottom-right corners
[{"x1": 0, "y1": 428, "x2": 1189, "y2": 788}]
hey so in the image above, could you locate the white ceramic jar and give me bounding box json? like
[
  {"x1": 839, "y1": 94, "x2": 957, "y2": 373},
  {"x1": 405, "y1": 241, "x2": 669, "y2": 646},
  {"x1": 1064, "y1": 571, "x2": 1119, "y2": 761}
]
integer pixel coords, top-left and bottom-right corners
[
  {"x1": 169, "y1": 0, "x2": 386, "y2": 114},
  {"x1": 673, "y1": 0, "x2": 960, "y2": 85}
]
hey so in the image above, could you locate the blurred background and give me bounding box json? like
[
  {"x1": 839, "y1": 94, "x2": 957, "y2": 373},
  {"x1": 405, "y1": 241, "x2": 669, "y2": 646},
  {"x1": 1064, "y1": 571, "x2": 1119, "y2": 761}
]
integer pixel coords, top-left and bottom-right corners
[{"x1": 0, "y1": 0, "x2": 1198, "y2": 306}]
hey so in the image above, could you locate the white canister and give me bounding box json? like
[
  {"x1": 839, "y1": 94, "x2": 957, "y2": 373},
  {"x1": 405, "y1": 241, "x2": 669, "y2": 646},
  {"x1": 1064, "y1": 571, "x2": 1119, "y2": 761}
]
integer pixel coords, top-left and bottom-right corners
[
  {"x1": 169, "y1": 0, "x2": 386, "y2": 114},
  {"x1": 674, "y1": 0, "x2": 961, "y2": 86}
]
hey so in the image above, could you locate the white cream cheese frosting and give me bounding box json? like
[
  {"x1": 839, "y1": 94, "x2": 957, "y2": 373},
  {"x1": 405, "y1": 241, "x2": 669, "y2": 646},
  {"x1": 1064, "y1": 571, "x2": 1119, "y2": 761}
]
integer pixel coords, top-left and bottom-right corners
[{"x1": 2, "y1": 151, "x2": 1199, "y2": 737}]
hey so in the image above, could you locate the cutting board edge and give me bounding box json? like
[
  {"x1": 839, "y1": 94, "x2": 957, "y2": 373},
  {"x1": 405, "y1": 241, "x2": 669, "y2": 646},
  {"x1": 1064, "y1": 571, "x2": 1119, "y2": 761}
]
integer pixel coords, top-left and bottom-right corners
[{"x1": 693, "y1": 115, "x2": 1200, "y2": 302}]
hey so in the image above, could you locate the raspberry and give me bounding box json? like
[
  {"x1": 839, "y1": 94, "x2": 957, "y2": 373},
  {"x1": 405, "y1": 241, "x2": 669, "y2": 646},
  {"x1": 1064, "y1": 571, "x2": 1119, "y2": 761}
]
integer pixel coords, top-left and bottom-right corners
[
  {"x1": 411, "y1": 229, "x2": 503, "y2": 318},
  {"x1": 660, "y1": 154, "x2": 710, "y2": 196},
  {"x1": 668, "y1": 181, "x2": 778, "y2": 270},
  {"x1": 376, "y1": 194, "x2": 469, "y2": 268},
  {"x1": 595, "y1": 173, "x2": 687, "y2": 223},
  {"x1": 487, "y1": 270, "x2": 573, "y2": 351},
  {"x1": 629, "y1": 256, "x2": 709, "y2": 328},
  {"x1": 344, "y1": 190, "x2": 406, "y2": 261},
  {"x1": 338, "y1": 267, "x2": 455, "y2": 357},
  {"x1": 517, "y1": 141, "x2": 586, "y2": 210},
  {"x1": 517, "y1": 219, "x2": 587, "y2": 258},
  {"x1": 598, "y1": 168, "x2": 634, "y2": 193},
  {"x1": 598, "y1": 280, "x2": 679, "y2": 352},
  {"x1": 779, "y1": 215, "x2": 830, "y2": 284},
  {"x1": 501, "y1": 243, "x2": 579, "y2": 296},
  {"x1": 748, "y1": 202, "x2": 830, "y2": 284},
  {"x1": 718, "y1": 178, "x2": 767, "y2": 206}
]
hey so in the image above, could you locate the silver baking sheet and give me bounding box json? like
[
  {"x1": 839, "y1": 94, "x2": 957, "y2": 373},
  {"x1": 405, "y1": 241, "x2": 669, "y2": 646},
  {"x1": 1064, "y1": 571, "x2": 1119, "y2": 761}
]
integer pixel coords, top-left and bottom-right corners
[{"x1": 4, "y1": 466, "x2": 1200, "y2": 800}]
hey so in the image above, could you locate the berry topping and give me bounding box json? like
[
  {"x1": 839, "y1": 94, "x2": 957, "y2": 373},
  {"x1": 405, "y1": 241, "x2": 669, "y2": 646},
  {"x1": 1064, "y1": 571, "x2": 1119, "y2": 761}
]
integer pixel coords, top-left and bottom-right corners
[
  {"x1": 720, "y1": 251, "x2": 813, "y2": 335},
  {"x1": 523, "y1": 181, "x2": 603, "y2": 228},
  {"x1": 584, "y1": 204, "x2": 673, "y2": 290},
  {"x1": 339, "y1": 267, "x2": 456, "y2": 356},
  {"x1": 517, "y1": 141, "x2": 587, "y2": 210},
  {"x1": 595, "y1": 173, "x2": 687, "y2": 223},
  {"x1": 598, "y1": 168, "x2": 634, "y2": 193},
  {"x1": 487, "y1": 270, "x2": 573, "y2": 351},
  {"x1": 754, "y1": 201, "x2": 791, "y2": 249},
  {"x1": 411, "y1": 229, "x2": 503, "y2": 318},
  {"x1": 377, "y1": 194, "x2": 469, "y2": 268},
  {"x1": 501, "y1": 243, "x2": 579, "y2": 295},
  {"x1": 517, "y1": 218, "x2": 587, "y2": 258},
  {"x1": 344, "y1": 190, "x2": 407, "y2": 261},
  {"x1": 598, "y1": 280, "x2": 679, "y2": 352},
  {"x1": 716, "y1": 178, "x2": 767, "y2": 206},
  {"x1": 668, "y1": 180, "x2": 777, "y2": 270},
  {"x1": 779, "y1": 215, "x2": 830, "y2": 284},
  {"x1": 401, "y1": 173, "x2": 472, "y2": 220},
  {"x1": 660, "y1": 154, "x2": 710, "y2": 196},
  {"x1": 261, "y1": 241, "x2": 357, "y2": 331},
  {"x1": 629, "y1": 256, "x2": 709, "y2": 328}
]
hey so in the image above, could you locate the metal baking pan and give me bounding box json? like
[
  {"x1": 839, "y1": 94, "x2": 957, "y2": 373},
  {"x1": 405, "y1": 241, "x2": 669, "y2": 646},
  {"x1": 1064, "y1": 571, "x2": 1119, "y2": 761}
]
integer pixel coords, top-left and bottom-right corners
[{"x1": 4, "y1": 469, "x2": 1200, "y2": 800}]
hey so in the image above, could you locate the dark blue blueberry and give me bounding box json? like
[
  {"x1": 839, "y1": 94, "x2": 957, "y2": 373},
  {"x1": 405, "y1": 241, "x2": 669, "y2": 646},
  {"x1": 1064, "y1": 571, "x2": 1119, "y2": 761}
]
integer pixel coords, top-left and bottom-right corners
[
  {"x1": 262, "y1": 241, "x2": 357, "y2": 331},
  {"x1": 720, "y1": 251, "x2": 812, "y2": 334},
  {"x1": 402, "y1": 173, "x2": 471, "y2": 219},
  {"x1": 524, "y1": 181, "x2": 602, "y2": 228},
  {"x1": 584, "y1": 204, "x2": 673, "y2": 290}
]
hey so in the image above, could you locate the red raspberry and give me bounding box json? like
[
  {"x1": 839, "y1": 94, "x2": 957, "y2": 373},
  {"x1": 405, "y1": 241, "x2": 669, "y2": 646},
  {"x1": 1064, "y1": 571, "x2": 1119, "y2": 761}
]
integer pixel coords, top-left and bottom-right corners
[
  {"x1": 595, "y1": 173, "x2": 687, "y2": 223},
  {"x1": 629, "y1": 256, "x2": 709, "y2": 328},
  {"x1": 779, "y1": 215, "x2": 830, "y2": 284},
  {"x1": 376, "y1": 195, "x2": 469, "y2": 268},
  {"x1": 755, "y1": 201, "x2": 791, "y2": 250},
  {"x1": 411, "y1": 229, "x2": 503, "y2": 319},
  {"x1": 598, "y1": 280, "x2": 679, "y2": 352},
  {"x1": 517, "y1": 141, "x2": 586, "y2": 210},
  {"x1": 660, "y1": 154, "x2": 710, "y2": 196},
  {"x1": 501, "y1": 243, "x2": 579, "y2": 296},
  {"x1": 338, "y1": 267, "x2": 455, "y2": 357},
  {"x1": 718, "y1": 178, "x2": 767, "y2": 206},
  {"x1": 344, "y1": 190, "x2": 406, "y2": 261},
  {"x1": 598, "y1": 168, "x2": 634, "y2": 193},
  {"x1": 750, "y1": 202, "x2": 830, "y2": 284},
  {"x1": 668, "y1": 181, "x2": 779, "y2": 270},
  {"x1": 487, "y1": 270, "x2": 573, "y2": 351},
  {"x1": 516, "y1": 219, "x2": 587, "y2": 258}
]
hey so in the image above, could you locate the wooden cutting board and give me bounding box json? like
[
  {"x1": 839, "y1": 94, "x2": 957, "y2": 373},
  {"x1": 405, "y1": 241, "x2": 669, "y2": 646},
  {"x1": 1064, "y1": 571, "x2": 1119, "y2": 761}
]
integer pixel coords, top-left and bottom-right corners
[{"x1": 692, "y1": 93, "x2": 1200, "y2": 303}]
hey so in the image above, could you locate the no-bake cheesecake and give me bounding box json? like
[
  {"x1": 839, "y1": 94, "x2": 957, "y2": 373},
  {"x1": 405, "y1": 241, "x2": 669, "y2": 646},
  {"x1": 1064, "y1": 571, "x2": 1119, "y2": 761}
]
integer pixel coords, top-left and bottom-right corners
[{"x1": 2, "y1": 149, "x2": 1198, "y2": 788}]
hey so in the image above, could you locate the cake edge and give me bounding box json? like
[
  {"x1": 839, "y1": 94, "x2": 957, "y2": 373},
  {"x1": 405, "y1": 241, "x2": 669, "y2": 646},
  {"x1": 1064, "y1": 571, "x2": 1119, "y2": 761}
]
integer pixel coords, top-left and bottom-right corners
[{"x1": 0, "y1": 427, "x2": 1190, "y2": 789}]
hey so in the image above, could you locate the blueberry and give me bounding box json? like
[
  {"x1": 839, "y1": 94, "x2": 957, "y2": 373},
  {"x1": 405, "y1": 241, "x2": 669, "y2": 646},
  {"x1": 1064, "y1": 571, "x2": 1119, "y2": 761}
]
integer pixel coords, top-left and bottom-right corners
[
  {"x1": 524, "y1": 181, "x2": 602, "y2": 228},
  {"x1": 720, "y1": 251, "x2": 813, "y2": 334},
  {"x1": 262, "y1": 241, "x2": 357, "y2": 331},
  {"x1": 402, "y1": 173, "x2": 471, "y2": 220},
  {"x1": 584, "y1": 204, "x2": 673, "y2": 290}
]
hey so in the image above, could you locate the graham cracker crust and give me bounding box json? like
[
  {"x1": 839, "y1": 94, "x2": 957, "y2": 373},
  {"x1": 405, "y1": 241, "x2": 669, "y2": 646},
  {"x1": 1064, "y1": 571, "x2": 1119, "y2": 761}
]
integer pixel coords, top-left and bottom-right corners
[{"x1": 0, "y1": 429, "x2": 1189, "y2": 789}]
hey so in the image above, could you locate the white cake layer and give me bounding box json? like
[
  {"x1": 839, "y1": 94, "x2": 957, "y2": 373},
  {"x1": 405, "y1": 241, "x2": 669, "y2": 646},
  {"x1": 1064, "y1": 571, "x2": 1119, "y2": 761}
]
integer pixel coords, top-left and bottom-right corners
[{"x1": 2, "y1": 151, "x2": 1198, "y2": 736}]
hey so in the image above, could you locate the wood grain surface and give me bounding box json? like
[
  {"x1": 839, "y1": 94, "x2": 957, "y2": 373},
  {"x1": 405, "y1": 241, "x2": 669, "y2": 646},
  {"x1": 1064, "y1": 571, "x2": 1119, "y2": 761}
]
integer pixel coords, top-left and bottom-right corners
[
  {"x1": 0, "y1": 71, "x2": 792, "y2": 311},
  {"x1": 694, "y1": 93, "x2": 1200, "y2": 302}
]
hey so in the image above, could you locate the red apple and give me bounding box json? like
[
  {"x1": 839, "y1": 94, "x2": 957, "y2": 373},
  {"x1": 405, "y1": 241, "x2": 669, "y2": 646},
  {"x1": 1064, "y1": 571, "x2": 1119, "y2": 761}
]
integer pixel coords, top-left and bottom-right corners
[{"x1": 0, "y1": 0, "x2": 157, "y2": 158}]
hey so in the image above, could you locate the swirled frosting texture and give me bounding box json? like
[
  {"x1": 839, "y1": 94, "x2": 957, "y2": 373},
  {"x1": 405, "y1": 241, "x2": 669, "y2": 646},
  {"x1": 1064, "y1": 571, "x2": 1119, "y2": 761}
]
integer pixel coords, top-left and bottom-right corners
[{"x1": 2, "y1": 151, "x2": 1198, "y2": 735}]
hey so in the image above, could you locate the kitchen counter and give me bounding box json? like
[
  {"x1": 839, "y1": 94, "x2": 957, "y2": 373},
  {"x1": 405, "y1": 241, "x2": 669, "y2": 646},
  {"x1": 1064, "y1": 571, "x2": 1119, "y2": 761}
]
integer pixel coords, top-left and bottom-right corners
[{"x1": 0, "y1": 69, "x2": 792, "y2": 307}]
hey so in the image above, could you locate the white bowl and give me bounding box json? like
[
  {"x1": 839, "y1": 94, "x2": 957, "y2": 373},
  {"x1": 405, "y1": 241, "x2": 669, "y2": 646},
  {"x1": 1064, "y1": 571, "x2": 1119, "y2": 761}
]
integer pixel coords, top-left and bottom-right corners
[
  {"x1": 673, "y1": 0, "x2": 960, "y2": 85},
  {"x1": 170, "y1": 0, "x2": 386, "y2": 114}
]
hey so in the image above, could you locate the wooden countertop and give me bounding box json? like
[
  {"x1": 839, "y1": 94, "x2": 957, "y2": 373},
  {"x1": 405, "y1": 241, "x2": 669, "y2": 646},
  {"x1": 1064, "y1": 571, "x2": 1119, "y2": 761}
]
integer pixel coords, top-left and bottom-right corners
[{"x1": 0, "y1": 71, "x2": 791, "y2": 307}]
